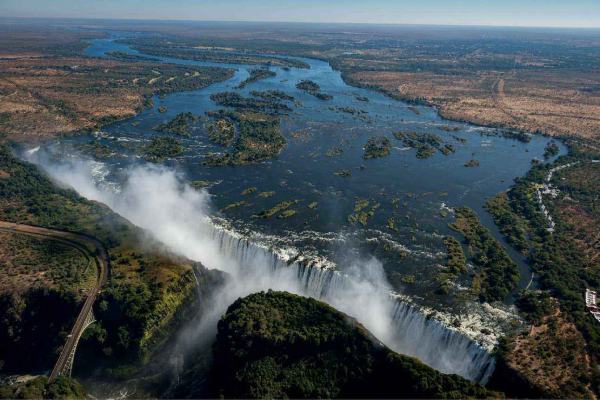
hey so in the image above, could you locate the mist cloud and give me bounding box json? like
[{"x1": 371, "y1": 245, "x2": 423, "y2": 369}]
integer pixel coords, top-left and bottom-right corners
[{"x1": 25, "y1": 150, "x2": 492, "y2": 382}]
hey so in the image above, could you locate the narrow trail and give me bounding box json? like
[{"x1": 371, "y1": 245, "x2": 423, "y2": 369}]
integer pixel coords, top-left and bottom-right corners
[{"x1": 0, "y1": 221, "x2": 110, "y2": 381}]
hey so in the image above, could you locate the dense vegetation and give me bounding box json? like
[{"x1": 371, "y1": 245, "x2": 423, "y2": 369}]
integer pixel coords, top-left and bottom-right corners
[
  {"x1": 486, "y1": 146, "x2": 600, "y2": 394},
  {"x1": 0, "y1": 145, "x2": 214, "y2": 378},
  {"x1": 203, "y1": 111, "x2": 286, "y2": 165},
  {"x1": 436, "y1": 236, "x2": 468, "y2": 294},
  {"x1": 153, "y1": 112, "x2": 199, "y2": 137},
  {"x1": 250, "y1": 90, "x2": 294, "y2": 101},
  {"x1": 142, "y1": 136, "x2": 183, "y2": 161},
  {"x1": 238, "y1": 68, "x2": 277, "y2": 88},
  {"x1": 363, "y1": 136, "x2": 392, "y2": 159},
  {"x1": 394, "y1": 131, "x2": 455, "y2": 159},
  {"x1": 205, "y1": 118, "x2": 236, "y2": 146},
  {"x1": 0, "y1": 289, "x2": 79, "y2": 373},
  {"x1": 0, "y1": 376, "x2": 85, "y2": 399},
  {"x1": 210, "y1": 91, "x2": 291, "y2": 112},
  {"x1": 211, "y1": 291, "x2": 495, "y2": 399},
  {"x1": 295, "y1": 80, "x2": 333, "y2": 100},
  {"x1": 449, "y1": 207, "x2": 519, "y2": 302}
]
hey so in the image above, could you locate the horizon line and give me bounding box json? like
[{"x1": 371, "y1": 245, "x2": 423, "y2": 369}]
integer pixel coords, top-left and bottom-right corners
[{"x1": 2, "y1": 15, "x2": 600, "y2": 31}]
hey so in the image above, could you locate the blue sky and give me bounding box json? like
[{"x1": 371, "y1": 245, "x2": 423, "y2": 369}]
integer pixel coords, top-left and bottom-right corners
[{"x1": 1, "y1": 0, "x2": 599, "y2": 28}]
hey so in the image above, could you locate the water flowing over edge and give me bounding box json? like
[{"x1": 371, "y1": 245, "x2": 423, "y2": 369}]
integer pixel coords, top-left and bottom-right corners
[
  {"x1": 25, "y1": 150, "x2": 497, "y2": 383},
  {"x1": 206, "y1": 218, "x2": 496, "y2": 383}
]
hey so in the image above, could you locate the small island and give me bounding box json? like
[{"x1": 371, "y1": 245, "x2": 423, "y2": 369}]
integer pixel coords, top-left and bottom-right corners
[
  {"x1": 363, "y1": 136, "x2": 392, "y2": 159},
  {"x1": 154, "y1": 112, "x2": 198, "y2": 136},
  {"x1": 296, "y1": 80, "x2": 333, "y2": 100},
  {"x1": 237, "y1": 68, "x2": 277, "y2": 88},
  {"x1": 143, "y1": 136, "x2": 183, "y2": 161}
]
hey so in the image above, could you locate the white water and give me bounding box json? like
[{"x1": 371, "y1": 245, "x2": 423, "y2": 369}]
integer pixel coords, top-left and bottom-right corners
[{"x1": 29, "y1": 154, "x2": 494, "y2": 383}]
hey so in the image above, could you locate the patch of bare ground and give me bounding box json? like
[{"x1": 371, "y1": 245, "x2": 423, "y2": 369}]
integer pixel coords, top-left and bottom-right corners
[
  {"x1": 348, "y1": 69, "x2": 600, "y2": 141},
  {"x1": 507, "y1": 306, "x2": 593, "y2": 398}
]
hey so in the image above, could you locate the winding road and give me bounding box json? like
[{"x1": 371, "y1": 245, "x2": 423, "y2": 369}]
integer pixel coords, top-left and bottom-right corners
[{"x1": 0, "y1": 221, "x2": 109, "y2": 381}]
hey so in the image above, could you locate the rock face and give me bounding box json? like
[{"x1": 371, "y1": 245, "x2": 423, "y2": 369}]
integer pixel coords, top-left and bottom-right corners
[{"x1": 210, "y1": 291, "x2": 497, "y2": 399}]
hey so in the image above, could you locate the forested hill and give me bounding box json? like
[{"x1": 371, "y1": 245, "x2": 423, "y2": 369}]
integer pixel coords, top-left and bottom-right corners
[{"x1": 210, "y1": 291, "x2": 499, "y2": 399}]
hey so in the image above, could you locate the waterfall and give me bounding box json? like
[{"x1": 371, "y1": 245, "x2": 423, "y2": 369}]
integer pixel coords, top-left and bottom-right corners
[
  {"x1": 207, "y1": 223, "x2": 495, "y2": 383},
  {"x1": 29, "y1": 154, "x2": 495, "y2": 384}
]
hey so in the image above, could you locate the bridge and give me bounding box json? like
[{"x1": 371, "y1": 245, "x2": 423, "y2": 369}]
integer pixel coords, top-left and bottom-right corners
[{"x1": 0, "y1": 221, "x2": 110, "y2": 381}]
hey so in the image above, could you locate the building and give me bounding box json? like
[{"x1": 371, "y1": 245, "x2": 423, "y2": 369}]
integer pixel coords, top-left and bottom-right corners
[{"x1": 586, "y1": 289, "x2": 600, "y2": 322}]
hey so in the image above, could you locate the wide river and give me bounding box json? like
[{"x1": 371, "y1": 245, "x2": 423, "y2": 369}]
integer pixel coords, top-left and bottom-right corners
[{"x1": 37, "y1": 31, "x2": 564, "y2": 311}]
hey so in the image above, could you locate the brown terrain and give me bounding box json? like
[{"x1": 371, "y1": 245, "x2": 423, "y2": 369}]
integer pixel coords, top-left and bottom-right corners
[
  {"x1": 348, "y1": 69, "x2": 600, "y2": 141},
  {"x1": 506, "y1": 306, "x2": 593, "y2": 398},
  {"x1": 0, "y1": 231, "x2": 93, "y2": 294},
  {"x1": 111, "y1": 22, "x2": 600, "y2": 144},
  {"x1": 0, "y1": 23, "x2": 233, "y2": 141},
  {"x1": 0, "y1": 57, "x2": 232, "y2": 141},
  {"x1": 552, "y1": 160, "x2": 600, "y2": 265}
]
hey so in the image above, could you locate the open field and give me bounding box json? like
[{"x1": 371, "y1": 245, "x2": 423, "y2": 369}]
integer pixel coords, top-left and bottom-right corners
[
  {"x1": 0, "y1": 231, "x2": 94, "y2": 295},
  {"x1": 346, "y1": 69, "x2": 600, "y2": 141},
  {"x1": 0, "y1": 57, "x2": 232, "y2": 140}
]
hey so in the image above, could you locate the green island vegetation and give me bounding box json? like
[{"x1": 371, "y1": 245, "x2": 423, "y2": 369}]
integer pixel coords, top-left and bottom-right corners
[
  {"x1": 334, "y1": 169, "x2": 352, "y2": 177},
  {"x1": 348, "y1": 199, "x2": 380, "y2": 226},
  {"x1": 154, "y1": 112, "x2": 198, "y2": 137},
  {"x1": 250, "y1": 90, "x2": 294, "y2": 101},
  {"x1": 203, "y1": 110, "x2": 286, "y2": 166},
  {"x1": 436, "y1": 236, "x2": 468, "y2": 294},
  {"x1": 221, "y1": 200, "x2": 248, "y2": 212},
  {"x1": 278, "y1": 209, "x2": 297, "y2": 219},
  {"x1": 210, "y1": 91, "x2": 291, "y2": 113},
  {"x1": 498, "y1": 130, "x2": 531, "y2": 143},
  {"x1": 0, "y1": 376, "x2": 86, "y2": 399},
  {"x1": 210, "y1": 291, "x2": 495, "y2": 399},
  {"x1": 238, "y1": 68, "x2": 277, "y2": 88},
  {"x1": 204, "y1": 117, "x2": 236, "y2": 146},
  {"x1": 451, "y1": 134, "x2": 467, "y2": 143},
  {"x1": 258, "y1": 191, "x2": 275, "y2": 198},
  {"x1": 394, "y1": 131, "x2": 455, "y2": 159},
  {"x1": 449, "y1": 207, "x2": 519, "y2": 302},
  {"x1": 387, "y1": 217, "x2": 397, "y2": 231},
  {"x1": 254, "y1": 200, "x2": 300, "y2": 219},
  {"x1": 329, "y1": 106, "x2": 370, "y2": 121},
  {"x1": 241, "y1": 186, "x2": 257, "y2": 195},
  {"x1": 0, "y1": 145, "x2": 223, "y2": 382},
  {"x1": 438, "y1": 125, "x2": 461, "y2": 132},
  {"x1": 408, "y1": 106, "x2": 421, "y2": 115},
  {"x1": 295, "y1": 80, "x2": 333, "y2": 100},
  {"x1": 325, "y1": 147, "x2": 344, "y2": 157},
  {"x1": 142, "y1": 136, "x2": 183, "y2": 161},
  {"x1": 76, "y1": 141, "x2": 114, "y2": 159},
  {"x1": 330, "y1": 106, "x2": 367, "y2": 115},
  {"x1": 190, "y1": 180, "x2": 212, "y2": 189},
  {"x1": 157, "y1": 105, "x2": 167, "y2": 113},
  {"x1": 363, "y1": 136, "x2": 392, "y2": 159},
  {"x1": 485, "y1": 192, "x2": 531, "y2": 253},
  {"x1": 544, "y1": 140, "x2": 560, "y2": 158},
  {"x1": 308, "y1": 201, "x2": 318, "y2": 209}
]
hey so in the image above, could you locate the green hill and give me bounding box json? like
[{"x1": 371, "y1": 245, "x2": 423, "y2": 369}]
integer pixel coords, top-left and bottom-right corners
[{"x1": 211, "y1": 291, "x2": 499, "y2": 399}]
